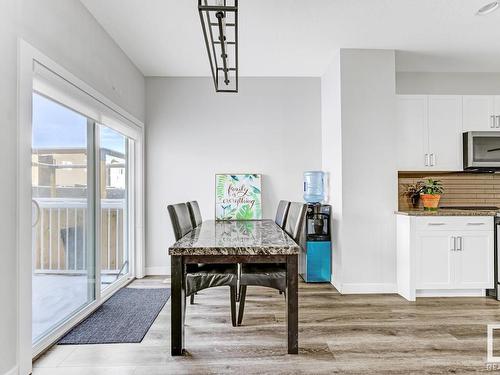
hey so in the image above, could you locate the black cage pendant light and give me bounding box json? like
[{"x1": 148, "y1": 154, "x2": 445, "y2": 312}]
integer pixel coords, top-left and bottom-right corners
[{"x1": 198, "y1": 0, "x2": 238, "y2": 93}]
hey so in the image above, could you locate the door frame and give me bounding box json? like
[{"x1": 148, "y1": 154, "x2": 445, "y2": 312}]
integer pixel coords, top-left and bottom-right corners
[{"x1": 18, "y1": 39, "x2": 145, "y2": 374}]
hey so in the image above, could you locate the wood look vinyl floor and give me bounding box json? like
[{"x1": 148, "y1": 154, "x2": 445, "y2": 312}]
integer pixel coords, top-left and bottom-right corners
[{"x1": 33, "y1": 276, "x2": 500, "y2": 374}]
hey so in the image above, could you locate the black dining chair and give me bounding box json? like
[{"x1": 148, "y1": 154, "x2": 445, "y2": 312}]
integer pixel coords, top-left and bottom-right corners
[
  {"x1": 237, "y1": 201, "x2": 307, "y2": 326},
  {"x1": 167, "y1": 202, "x2": 238, "y2": 326},
  {"x1": 274, "y1": 200, "x2": 290, "y2": 297},
  {"x1": 186, "y1": 200, "x2": 203, "y2": 304},
  {"x1": 275, "y1": 200, "x2": 290, "y2": 229},
  {"x1": 187, "y1": 201, "x2": 203, "y2": 228}
]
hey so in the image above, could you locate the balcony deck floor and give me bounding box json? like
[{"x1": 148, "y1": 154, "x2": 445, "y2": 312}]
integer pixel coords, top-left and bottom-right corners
[{"x1": 33, "y1": 274, "x2": 117, "y2": 342}]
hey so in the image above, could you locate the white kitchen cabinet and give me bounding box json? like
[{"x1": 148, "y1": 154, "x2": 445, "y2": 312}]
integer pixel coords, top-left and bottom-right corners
[
  {"x1": 427, "y1": 96, "x2": 462, "y2": 170},
  {"x1": 396, "y1": 96, "x2": 428, "y2": 170},
  {"x1": 396, "y1": 95, "x2": 462, "y2": 171},
  {"x1": 396, "y1": 215, "x2": 494, "y2": 301},
  {"x1": 462, "y1": 96, "x2": 500, "y2": 131},
  {"x1": 496, "y1": 96, "x2": 500, "y2": 120},
  {"x1": 416, "y1": 231, "x2": 454, "y2": 289},
  {"x1": 462, "y1": 96, "x2": 495, "y2": 131},
  {"x1": 455, "y1": 232, "x2": 494, "y2": 289}
]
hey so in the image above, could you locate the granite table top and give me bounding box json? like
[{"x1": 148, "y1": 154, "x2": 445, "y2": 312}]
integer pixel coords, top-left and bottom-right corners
[{"x1": 169, "y1": 220, "x2": 300, "y2": 256}]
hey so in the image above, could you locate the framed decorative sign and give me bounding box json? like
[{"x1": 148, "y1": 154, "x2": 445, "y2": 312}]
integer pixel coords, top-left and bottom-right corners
[{"x1": 215, "y1": 174, "x2": 262, "y2": 220}]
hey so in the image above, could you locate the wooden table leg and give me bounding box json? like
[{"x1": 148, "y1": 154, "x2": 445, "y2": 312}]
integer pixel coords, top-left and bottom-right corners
[
  {"x1": 286, "y1": 254, "x2": 298, "y2": 354},
  {"x1": 171, "y1": 255, "x2": 185, "y2": 356}
]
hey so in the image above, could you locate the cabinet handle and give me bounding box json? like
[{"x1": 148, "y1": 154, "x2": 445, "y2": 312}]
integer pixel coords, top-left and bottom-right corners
[
  {"x1": 467, "y1": 222, "x2": 485, "y2": 226},
  {"x1": 456, "y1": 236, "x2": 462, "y2": 251},
  {"x1": 497, "y1": 115, "x2": 500, "y2": 128},
  {"x1": 425, "y1": 153, "x2": 430, "y2": 166},
  {"x1": 450, "y1": 236, "x2": 456, "y2": 251},
  {"x1": 491, "y1": 115, "x2": 496, "y2": 128},
  {"x1": 430, "y1": 153, "x2": 435, "y2": 166},
  {"x1": 428, "y1": 222, "x2": 446, "y2": 226}
]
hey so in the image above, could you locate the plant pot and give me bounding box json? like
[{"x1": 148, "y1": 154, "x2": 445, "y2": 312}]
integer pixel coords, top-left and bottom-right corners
[
  {"x1": 420, "y1": 194, "x2": 441, "y2": 211},
  {"x1": 410, "y1": 194, "x2": 420, "y2": 209},
  {"x1": 404, "y1": 195, "x2": 420, "y2": 209}
]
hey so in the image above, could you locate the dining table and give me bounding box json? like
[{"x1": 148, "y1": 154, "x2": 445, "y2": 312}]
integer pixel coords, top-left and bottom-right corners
[{"x1": 168, "y1": 219, "x2": 300, "y2": 356}]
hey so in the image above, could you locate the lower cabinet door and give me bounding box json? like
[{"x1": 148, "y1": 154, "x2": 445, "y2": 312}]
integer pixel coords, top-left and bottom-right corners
[
  {"x1": 454, "y1": 232, "x2": 494, "y2": 289},
  {"x1": 416, "y1": 231, "x2": 455, "y2": 289}
]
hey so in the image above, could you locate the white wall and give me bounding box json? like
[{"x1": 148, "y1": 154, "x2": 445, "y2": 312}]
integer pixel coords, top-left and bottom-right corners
[
  {"x1": 145, "y1": 77, "x2": 321, "y2": 275},
  {"x1": 321, "y1": 52, "x2": 343, "y2": 289},
  {"x1": 397, "y1": 72, "x2": 500, "y2": 95},
  {"x1": 0, "y1": 1, "x2": 145, "y2": 373},
  {"x1": 0, "y1": 2, "x2": 21, "y2": 373},
  {"x1": 322, "y1": 49, "x2": 397, "y2": 293}
]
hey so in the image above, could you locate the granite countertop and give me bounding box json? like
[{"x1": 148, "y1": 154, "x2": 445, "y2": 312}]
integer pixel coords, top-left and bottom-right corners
[
  {"x1": 395, "y1": 209, "x2": 499, "y2": 217},
  {"x1": 169, "y1": 219, "x2": 300, "y2": 256}
]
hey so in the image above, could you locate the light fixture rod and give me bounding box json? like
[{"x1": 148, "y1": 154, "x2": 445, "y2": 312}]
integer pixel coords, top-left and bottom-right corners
[
  {"x1": 216, "y1": 11, "x2": 230, "y2": 85},
  {"x1": 199, "y1": 9, "x2": 217, "y2": 89},
  {"x1": 210, "y1": 22, "x2": 236, "y2": 27},
  {"x1": 199, "y1": 5, "x2": 237, "y2": 11},
  {"x1": 198, "y1": 0, "x2": 238, "y2": 92}
]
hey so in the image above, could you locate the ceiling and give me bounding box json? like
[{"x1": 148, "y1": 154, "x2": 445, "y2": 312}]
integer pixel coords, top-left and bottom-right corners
[{"x1": 81, "y1": 0, "x2": 500, "y2": 77}]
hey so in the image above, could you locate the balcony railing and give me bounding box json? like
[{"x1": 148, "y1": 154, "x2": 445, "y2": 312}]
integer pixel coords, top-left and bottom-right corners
[{"x1": 33, "y1": 198, "x2": 126, "y2": 274}]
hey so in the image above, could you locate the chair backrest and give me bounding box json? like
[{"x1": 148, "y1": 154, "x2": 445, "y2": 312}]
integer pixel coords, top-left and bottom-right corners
[
  {"x1": 187, "y1": 201, "x2": 203, "y2": 227},
  {"x1": 284, "y1": 202, "x2": 307, "y2": 243},
  {"x1": 275, "y1": 200, "x2": 290, "y2": 229},
  {"x1": 167, "y1": 203, "x2": 193, "y2": 241}
]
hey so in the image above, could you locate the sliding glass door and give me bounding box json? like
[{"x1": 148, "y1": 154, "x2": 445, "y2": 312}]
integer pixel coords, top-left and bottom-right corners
[
  {"x1": 31, "y1": 93, "x2": 96, "y2": 343},
  {"x1": 31, "y1": 94, "x2": 132, "y2": 345}
]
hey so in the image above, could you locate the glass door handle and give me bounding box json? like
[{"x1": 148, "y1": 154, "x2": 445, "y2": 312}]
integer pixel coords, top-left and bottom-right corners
[
  {"x1": 496, "y1": 115, "x2": 500, "y2": 128},
  {"x1": 491, "y1": 115, "x2": 496, "y2": 128}
]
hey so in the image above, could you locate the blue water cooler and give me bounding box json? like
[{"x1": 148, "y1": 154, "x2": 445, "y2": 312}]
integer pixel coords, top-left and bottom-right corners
[
  {"x1": 300, "y1": 203, "x2": 332, "y2": 282},
  {"x1": 300, "y1": 171, "x2": 332, "y2": 283}
]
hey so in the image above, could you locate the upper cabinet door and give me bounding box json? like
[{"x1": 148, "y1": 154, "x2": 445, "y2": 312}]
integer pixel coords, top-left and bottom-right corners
[
  {"x1": 462, "y1": 95, "x2": 496, "y2": 131},
  {"x1": 428, "y1": 96, "x2": 462, "y2": 170},
  {"x1": 495, "y1": 96, "x2": 500, "y2": 126},
  {"x1": 396, "y1": 96, "x2": 428, "y2": 170}
]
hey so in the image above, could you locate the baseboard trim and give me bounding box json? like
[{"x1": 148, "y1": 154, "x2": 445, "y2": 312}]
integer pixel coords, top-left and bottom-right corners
[
  {"x1": 330, "y1": 278, "x2": 343, "y2": 293},
  {"x1": 4, "y1": 365, "x2": 18, "y2": 375},
  {"x1": 340, "y1": 283, "x2": 397, "y2": 294},
  {"x1": 145, "y1": 266, "x2": 169, "y2": 276},
  {"x1": 416, "y1": 289, "x2": 485, "y2": 298}
]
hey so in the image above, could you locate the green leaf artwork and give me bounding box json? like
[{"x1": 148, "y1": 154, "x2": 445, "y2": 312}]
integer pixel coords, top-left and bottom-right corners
[
  {"x1": 236, "y1": 205, "x2": 253, "y2": 220},
  {"x1": 215, "y1": 174, "x2": 262, "y2": 220}
]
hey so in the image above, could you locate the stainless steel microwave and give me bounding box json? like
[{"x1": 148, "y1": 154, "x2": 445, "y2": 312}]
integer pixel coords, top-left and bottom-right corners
[{"x1": 463, "y1": 132, "x2": 500, "y2": 170}]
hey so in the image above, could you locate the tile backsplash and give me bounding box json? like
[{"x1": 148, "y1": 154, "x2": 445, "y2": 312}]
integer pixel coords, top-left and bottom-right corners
[{"x1": 398, "y1": 172, "x2": 500, "y2": 210}]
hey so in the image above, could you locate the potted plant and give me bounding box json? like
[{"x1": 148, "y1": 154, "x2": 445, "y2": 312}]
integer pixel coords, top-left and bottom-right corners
[
  {"x1": 402, "y1": 182, "x2": 424, "y2": 209},
  {"x1": 419, "y1": 178, "x2": 444, "y2": 211}
]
